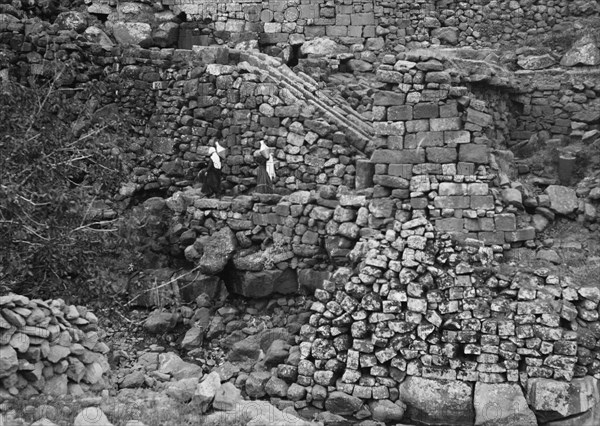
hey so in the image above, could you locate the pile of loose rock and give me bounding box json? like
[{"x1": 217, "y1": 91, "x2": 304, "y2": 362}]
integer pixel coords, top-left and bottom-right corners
[{"x1": 0, "y1": 294, "x2": 110, "y2": 403}]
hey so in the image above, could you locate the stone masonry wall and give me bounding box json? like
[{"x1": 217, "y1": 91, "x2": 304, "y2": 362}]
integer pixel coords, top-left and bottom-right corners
[
  {"x1": 150, "y1": 0, "x2": 600, "y2": 50},
  {"x1": 0, "y1": 295, "x2": 110, "y2": 402}
]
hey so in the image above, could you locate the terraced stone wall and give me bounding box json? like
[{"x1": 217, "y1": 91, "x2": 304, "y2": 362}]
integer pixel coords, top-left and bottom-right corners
[{"x1": 152, "y1": 0, "x2": 600, "y2": 50}]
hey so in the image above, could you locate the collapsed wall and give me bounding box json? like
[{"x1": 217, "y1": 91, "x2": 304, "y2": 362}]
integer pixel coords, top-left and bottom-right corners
[{"x1": 0, "y1": 295, "x2": 110, "y2": 402}]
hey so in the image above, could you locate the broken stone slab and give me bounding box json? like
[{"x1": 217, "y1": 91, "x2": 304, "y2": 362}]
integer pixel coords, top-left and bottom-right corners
[
  {"x1": 560, "y1": 35, "x2": 600, "y2": 67},
  {"x1": 158, "y1": 352, "x2": 203, "y2": 381},
  {"x1": 545, "y1": 185, "x2": 579, "y2": 215},
  {"x1": 474, "y1": 382, "x2": 537, "y2": 425},
  {"x1": 198, "y1": 227, "x2": 237, "y2": 275},
  {"x1": 517, "y1": 54, "x2": 557, "y2": 70},
  {"x1": 399, "y1": 376, "x2": 474, "y2": 425},
  {"x1": 526, "y1": 377, "x2": 600, "y2": 423},
  {"x1": 193, "y1": 371, "x2": 221, "y2": 413}
]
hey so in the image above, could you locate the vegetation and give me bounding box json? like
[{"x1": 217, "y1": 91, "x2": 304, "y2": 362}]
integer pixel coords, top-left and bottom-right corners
[{"x1": 0, "y1": 75, "x2": 139, "y2": 303}]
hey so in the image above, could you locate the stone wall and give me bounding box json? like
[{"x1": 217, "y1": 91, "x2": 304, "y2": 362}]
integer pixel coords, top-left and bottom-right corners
[
  {"x1": 0, "y1": 294, "x2": 110, "y2": 402},
  {"x1": 113, "y1": 0, "x2": 600, "y2": 50}
]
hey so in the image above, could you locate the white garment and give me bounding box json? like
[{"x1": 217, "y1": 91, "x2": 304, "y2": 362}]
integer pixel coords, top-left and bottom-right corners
[
  {"x1": 266, "y1": 153, "x2": 276, "y2": 180},
  {"x1": 209, "y1": 147, "x2": 222, "y2": 170}
]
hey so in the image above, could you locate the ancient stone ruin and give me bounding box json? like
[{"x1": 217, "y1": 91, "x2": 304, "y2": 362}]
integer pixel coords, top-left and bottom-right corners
[{"x1": 1, "y1": 0, "x2": 600, "y2": 425}]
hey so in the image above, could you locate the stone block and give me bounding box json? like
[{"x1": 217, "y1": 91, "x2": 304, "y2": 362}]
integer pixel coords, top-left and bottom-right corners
[
  {"x1": 426, "y1": 147, "x2": 457, "y2": 163},
  {"x1": 459, "y1": 144, "x2": 489, "y2": 164},
  {"x1": 435, "y1": 218, "x2": 464, "y2": 232},
  {"x1": 439, "y1": 183, "x2": 468, "y2": 196},
  {"x1": 468, "y1": 183, "x2": 489, "y2": 196},
  {"x1": 373, "y1": 122, "x2": 405, "y2": 136},
  {"x1": 457, "y1": 162, "x2": 475, "y2": 175},
  {"x1": 388, "y1": 164, "x2": 413, "y2": 179},
  {"x1": 388, "y1": 105, "x2": 413, "y2": 121},
  {"x1": 351, "y1": 13, "x2": 375, "y2": 26},
  {"x1": 470, "y1": 195, "x2": 494, "y2": 210},
  {"x1": 434, "y1": 196, "x2": 470, "y2": 209},
  {"x1": 445, "y1": 130, "x2": 470, "y2": 145},
  {"x1": 478, "y1": 231, "x2": 505, "y2": 245},
  {"x1": 505, "y1": 227, "x2": 535, "y2": 242},
  {"x1": 327, "y1": 26, "x2": 348, "y2": 37},
  {"x1": 405, "y1": 132, "x2": 444, "y2": 148},
  {"x1": 466, "y1": 108, "x2": 493, "y2": 127},
  {"x1": 430, "y1": 117, "x2": 462, "y2": 131},
  {"x1": 413, "y1": 103, "x2": 439, "y2": 119},
  {"x1": 373, "y1": 175, "x2": 410, "y2": 189},
  {"x1": 495, "y1": 214, "x2": 516, "y2": 231},
  {"x1": 355, "y1": 159, "x2": 375, "y2": 190},
  {"x1": 373, "y1": 91, "x2": 406, "y2": 106},
  {"x1": 371, "y1": 149, "x2": 425, "y2": 164},
  {"x1": 405, "y1": 120, "x2": 430, "y2": 133}
]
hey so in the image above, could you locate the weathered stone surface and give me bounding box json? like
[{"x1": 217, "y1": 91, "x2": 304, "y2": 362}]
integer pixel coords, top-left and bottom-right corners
[
  {"x1": 112, "y1": 22, "x2": 153, "y2": 47},
  {"x1": 300, "y1": 37, "x2": 346, "y2": 56},
  {"x1": 213, "y1": 381, "x2": 242, "y2": 411},
  {"x1": 399, "y1": 377, "x2": 474, "y2": 425},
  {"x1": 194, "y1": 371, "x2": 221, "y2": 413},
  {"x1": 370, "y1": 399, "x2": 407, "y2": 422},
  {"x1": 474, "y1": 382, "x2": 536, "y2": 426},
  {"x1": 0, "y1": 344, "x2": 18, "y2": 378},
  {"x1": 143, "y1": 311, "x2": 178, "y2": 334},
  {"x1": 517, "y1": 54, "x2": 556, "y2": 70},
  {"x1": 325, "y1": 391, "x2": 363, "y2": 415},
  {"x1": 561, "y1": 35, "x2": 600, "y2": 66},
  {"x1": 55, "y1": 11, "x2": 88, "y2": 33},
  {"x1": 432, "y1": 27, "x2": 459, "y2": 45},
  {"x1": 166, "y1": 377, "x2": 199, "y2": 403},
  {"x1": 545, "y1": 185, "x2": 578, "y2": 215},
  {"x1": 245, "y1": 371, "x2": 272, "y2": 398},
  {"x1": 199, "y1": 227, "x2": 237, "y2": 274},
  {"x1": 158, "y1": 352, "x2": 203, "y2": 381},
  {"x1": 153, "y1": 22, "x2": 179, "y2": 48},
  {"x1": 526, "y1": 377, "x2": 600, "y2": 422}
]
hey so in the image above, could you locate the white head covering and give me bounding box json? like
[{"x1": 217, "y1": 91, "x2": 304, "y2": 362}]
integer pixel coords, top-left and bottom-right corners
[
  {"x1": 209, "y1": 146, "x2": 221, "y2": 169},
  {"x1": 216, "y1": 142, "x2": 226, "y2": 156},
  {"x1": 259, "y1": 141, "x2": 270, "y2": 158}
]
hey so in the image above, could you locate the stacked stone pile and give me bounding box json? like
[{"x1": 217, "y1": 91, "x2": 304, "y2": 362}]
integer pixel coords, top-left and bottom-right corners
[{"x1": 0, "y1": 294, "x2": 110, "y2": 403}]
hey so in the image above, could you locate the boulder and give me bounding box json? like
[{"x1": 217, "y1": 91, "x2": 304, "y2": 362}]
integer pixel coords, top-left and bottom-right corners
[
  {"x1": 55, "y1": 11, "x2": 88, "y2": 33},
  {"x1": 112, "y1": 22, "x2": 153, "y2": 47},
  {"x1": 517, "y1": 54, "x2": 557, "y2": 70},
  {"x1": 194, "y1": 371, "x2": 221, "y2": 413},
  {"x1": 301, "y1": 37, "x2": 347, "y2": 56},
  {"x1": 120, "y1": 370, "x2": 145, "y2": 389},
  {"x1": 143, "y1": 310, "x2": 178, "y2": 334},
  {"x1": 474, "y1": 382, "x2": 536, "y2": 425},
  {"x1": 181, "y1": 326, "x2": 204, "y2": 350},
  {"x1": 0, "y1": 344, "x2": 18, "y2": 378},
  {"x1": 224, "y1": 267, "x2": 297, "y2": 298},
  {"x1": 370, "y1": 399, "x2": 406, "y2": 422},
  {"x1": 74, "y1": 408, "x2": 113, "y2": 426},
  {"x1": 166, "y1": 377, "x2": 199, "y2": 403},
  {"x1": 545, "y1": 185, "x2": 579, "y2": 215},
  {"x1": 561, "y1": 35, "x2": 600, "y2": 67},
  {"x1": 199, "y1": 227, "x2": 237, "y2": 275},
  {"x1": 179, "y1": 273, "x2": 224, "y2": 303},
  {"x1": 153, "y1": 22, "x2": 179, "y2": 48},
  {"x1": 213, "y1": 381, "x2": 242, "y2": 411},
  {"x1": 432, "y1": 27, "x2": 459, "y2": 45},
  {"x1": 526, "y1": 377, "x2": 600, "y2": 423},
  {"x1": 158, "y1": 352, "x2": 203, "y2": 381},
  {"x1": 263, "y1": 339, "x2": 290, "y2": 367},
  {"x1": 245, "y1": 371, "x2": 272, "y2": 398},
  {"x1": 325, "y1": 391, "x2": 363, "y2": 415},
  {"x1": 399, "y1": 376, "x2": 474, "y2": 425},
  {"x1": 545, "y1": 401, "x2": 600, "y2": 426},
  {"x1": 228, "y1": 335, "x2": 261, "y2": 362}
]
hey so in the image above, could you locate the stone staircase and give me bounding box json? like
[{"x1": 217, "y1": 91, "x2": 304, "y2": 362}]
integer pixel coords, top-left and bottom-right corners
[{"x1": 233, "y1": 49, "x2": 376, "y2": 156}]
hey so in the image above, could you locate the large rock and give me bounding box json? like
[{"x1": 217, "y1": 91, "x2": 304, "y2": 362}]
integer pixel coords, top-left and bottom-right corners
[
  {"x1": 199, "y1": 227, "x2": 237, "y2": 275},
  {"x1": 517, "y1": 54, "x2": 557, "y2": 70},
  {"x1": 203, "y1": 400, "x2": 317, "y2": 426},
  {"x1": 158, "y1": 352, "x2": 203, "y2": 381},
  {"x1": 0, "y1": 344, "x2": 18, "y2": 378},
  {"x1": 245, "y1": 371, "x2": 272, "y2": 398},
  {"x1": 370, "y1": 399, "x2": 406, "y2": 422},
  {"x1": 112, "y1": 22, "x2": 153, "y2": 47},
  {"x1": 55, "y1": 11, "x2": 88, "y2": 33},
  {"x1": 213, "y1": 381, "x2": 242, "y2": 411},
  {"x1": 224, "y1": 268, "x2": 297, "y2": 298},
  {"x1": 399, "y1": 377, "x2": 474, "y2": 425},
  {"x1": 474, "y1": 382, "x2": 536, "y2": 425},
  {"x1": 432, "y1": 27, "x2": 459, "y2": 45},
  {"x1": 300, "y1": 37, "x2": 347, "y2": 56},
  {"x1": 545, "y1": 185, "x2": 579, "y2": 215},
  {"x1": 545, "y1": 401, "x2": 600, "y2": 426},
  {"x1": 526, "y1": 377, "x2": 600, "y2": 422},
  {"x1": 561, "y1": 35, "x2": 600, "y2": 67},
  {"x1": 166, "y1": 377, "x2": 199, "y2": 403},
  {"x1": 143, "y1": 310, "x2": 178, "y2": 334},
  {"x1": 325, "y1": 391, "x2": 363, "y2": 415},
  {"x1": 153, "y1": 22, "x2": 179, "y2": 48},
  {"x1": 194, "y1": 371, "x2": 221, "y2": 413}
]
